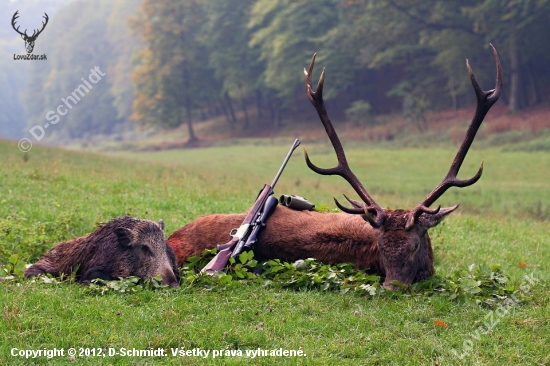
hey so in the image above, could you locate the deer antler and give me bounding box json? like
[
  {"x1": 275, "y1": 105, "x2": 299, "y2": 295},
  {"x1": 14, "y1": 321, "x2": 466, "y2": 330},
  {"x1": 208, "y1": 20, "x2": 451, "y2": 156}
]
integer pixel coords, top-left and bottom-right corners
[
  {"x1": 31, "y1": 13, "x2": 49, "y2": 39},
  {"x1": 304, "y1": 54, "x2": 386, "y2": 228},
  {"x1": 11, "y1": 11, "x2": 48, "y2": 39},
  {"x1": 11, "y1": 11, "x2": 26, "y2": 37},
  {"x1": 406, "y1": 44, "x2": 502, "y2": 230}
]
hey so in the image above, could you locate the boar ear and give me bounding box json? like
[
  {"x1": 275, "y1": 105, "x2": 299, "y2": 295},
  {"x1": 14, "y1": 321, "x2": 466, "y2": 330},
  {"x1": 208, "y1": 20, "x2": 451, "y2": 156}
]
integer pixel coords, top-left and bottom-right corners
[
  {"x1": 158, "y1": 219, "x2": 165, "y2": 232},
  {"x1": 114, "y1": 227, "x2": 133, "y2": 247}
]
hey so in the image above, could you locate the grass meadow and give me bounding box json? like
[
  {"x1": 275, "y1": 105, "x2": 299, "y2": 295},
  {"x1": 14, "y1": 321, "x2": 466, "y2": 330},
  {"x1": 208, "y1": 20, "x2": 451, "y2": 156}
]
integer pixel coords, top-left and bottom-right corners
[{"x1": 0, "y1": 138, "x2": 549, "y2": 365}]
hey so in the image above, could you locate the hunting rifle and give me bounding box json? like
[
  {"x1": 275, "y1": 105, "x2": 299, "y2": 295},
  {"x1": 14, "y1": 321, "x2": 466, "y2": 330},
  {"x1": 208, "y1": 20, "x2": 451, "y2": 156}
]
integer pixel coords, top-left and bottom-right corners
[{"x1": 201, "y1": 139, "x2": 301, "y2": 274}]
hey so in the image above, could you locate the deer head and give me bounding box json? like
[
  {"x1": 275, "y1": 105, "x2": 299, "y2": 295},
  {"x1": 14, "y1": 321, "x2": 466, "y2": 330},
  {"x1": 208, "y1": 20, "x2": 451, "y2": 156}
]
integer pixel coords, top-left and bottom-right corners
[
  {"x1": 12, "y1": 11, "x2": 49, "y2": 54},
  {"x1": 304, "y1": 46, "x2": 502, "y2": 289}
]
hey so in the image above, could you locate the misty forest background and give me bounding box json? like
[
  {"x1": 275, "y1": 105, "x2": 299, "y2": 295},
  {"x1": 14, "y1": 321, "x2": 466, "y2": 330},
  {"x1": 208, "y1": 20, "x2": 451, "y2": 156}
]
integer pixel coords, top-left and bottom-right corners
[{"x1": 0, "y1": 0, "x2": 549, "y2": 143}]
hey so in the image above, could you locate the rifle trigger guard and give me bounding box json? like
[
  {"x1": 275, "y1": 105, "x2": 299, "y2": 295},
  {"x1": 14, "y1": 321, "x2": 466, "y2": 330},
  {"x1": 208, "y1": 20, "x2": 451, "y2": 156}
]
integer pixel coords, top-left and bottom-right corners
[{"x1": 229, "y1": 228, "x2": 238, "y2": 237}]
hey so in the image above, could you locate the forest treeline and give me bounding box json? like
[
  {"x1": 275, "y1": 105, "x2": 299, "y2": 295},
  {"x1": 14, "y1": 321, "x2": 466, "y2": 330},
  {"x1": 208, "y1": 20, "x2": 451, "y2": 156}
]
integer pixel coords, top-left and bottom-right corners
[{"x1": 21, "y1": 0, "x2": 550, "y2": 142}]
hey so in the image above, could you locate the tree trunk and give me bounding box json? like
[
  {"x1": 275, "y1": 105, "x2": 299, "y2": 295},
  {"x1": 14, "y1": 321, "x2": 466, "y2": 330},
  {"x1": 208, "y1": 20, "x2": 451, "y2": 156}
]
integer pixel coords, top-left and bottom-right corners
[
  {"x1": 449, "y1": 77, "x2": 457, "y2": 110},
  {"x1": 508, "y1": 18, "x2": 520, "y2": 112},
  {"x1": 239, "y1": 84, "x2": 250, "y2": 129},
  {"x1": 184, "y1": 100, "x2": 197, "y2": 143},
  {"x1": 218, "y1": 96, "x2": 232, "y2": 125},
  {"x1": 224, "y1": 92, "x2": 237, "y2": 124},
  {"x1": 267, "y1": 98, "x2": 275, "y2": 120},
  {"x1": 182, "y1": 62, "x2": 197, "y2": 143},
  {"x1": 255, "y1": 90, "x2": 263, "y2": 120},
  {"x1": 273, "y1": 107, "x2": 280, "y2": 128},
  {"x1": 526, "y1": 63, "x2": 538, "y2": 106},
  {"x1": 267, "y1": 97, "x2": 281, "y2": 129},
  {"x1": 241, "y1": 97, "x2": 250, "y2": 129},
  {"x1": 207, "y1": 101, "x2": 216, "y2": 119}
]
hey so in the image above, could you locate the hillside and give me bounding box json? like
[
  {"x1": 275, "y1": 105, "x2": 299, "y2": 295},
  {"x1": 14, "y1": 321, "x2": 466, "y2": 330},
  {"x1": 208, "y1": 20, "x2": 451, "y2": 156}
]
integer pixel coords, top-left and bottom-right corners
[{"x1": 53, "y1": 103, "x2": 550, "y2": 153}]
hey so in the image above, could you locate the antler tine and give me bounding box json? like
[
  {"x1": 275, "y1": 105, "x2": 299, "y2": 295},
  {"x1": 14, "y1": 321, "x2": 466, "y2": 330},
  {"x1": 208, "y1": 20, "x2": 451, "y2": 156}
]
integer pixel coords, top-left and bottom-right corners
[
  {"x1": 334, "y1": 197, "x2": 365, "y2": 215},
  {"x1": 343, "y1": 194, "x2": 365, "y2": 209},
  {"x1": 303, "y1": 54, "x2": 386, "y2": 227},
  {"x1": 333, "y1": 194, "x2": 369, "y2": 215},
  {"x1": 408, "y1": 45, "x2": 501, "y2": 228}
]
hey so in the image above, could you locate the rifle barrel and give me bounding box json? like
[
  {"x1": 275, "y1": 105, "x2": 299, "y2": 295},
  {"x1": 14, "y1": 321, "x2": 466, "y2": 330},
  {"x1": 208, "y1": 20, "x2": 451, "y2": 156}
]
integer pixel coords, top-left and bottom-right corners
[
  {"x1": 270, "y1": 139, "x2": 300, "y2": 188},
  {"x1": 202, "y1": 139, "x2": 300, "y2": 272}
]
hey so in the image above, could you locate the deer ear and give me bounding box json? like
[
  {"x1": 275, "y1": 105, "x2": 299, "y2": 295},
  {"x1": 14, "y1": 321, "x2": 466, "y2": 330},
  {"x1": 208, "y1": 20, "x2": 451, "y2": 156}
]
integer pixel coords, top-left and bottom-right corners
[
  {"x1": 21, "y1": 34, "x2": 25, "y2": 40},
  {"x1": 114, "y1": 227, "x2": 133, "y2": 247},
  {"x1": 158, "y1": 219, "x2": 165, "y2": 232},
  {"x1": 361, "y1": 212, "x2": 383, "y2": 228},
  {"x1": 421, "y1": 205, "x2": 459, "y2": 229}
]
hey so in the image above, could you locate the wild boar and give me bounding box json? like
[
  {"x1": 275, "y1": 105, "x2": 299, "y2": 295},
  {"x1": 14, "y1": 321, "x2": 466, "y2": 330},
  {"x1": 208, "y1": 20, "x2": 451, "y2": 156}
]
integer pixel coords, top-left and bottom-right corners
[{"x1": 25, "y1": 216, "x2": 180, "y2": 287}]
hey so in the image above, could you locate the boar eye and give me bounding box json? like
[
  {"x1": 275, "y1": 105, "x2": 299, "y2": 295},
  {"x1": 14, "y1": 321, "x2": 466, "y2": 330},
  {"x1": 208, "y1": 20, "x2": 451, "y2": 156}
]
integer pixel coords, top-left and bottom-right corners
[{"x1": 140, "y1": 245, "x2": 153, "y2": 256}]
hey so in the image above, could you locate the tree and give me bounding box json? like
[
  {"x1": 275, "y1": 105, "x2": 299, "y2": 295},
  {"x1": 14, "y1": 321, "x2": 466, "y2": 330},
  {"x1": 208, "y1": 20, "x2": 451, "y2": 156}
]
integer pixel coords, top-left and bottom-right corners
[
  {"x1": 336, "y1": 0, "x2": 550, "y2": 116},
  {"x1": 106, "y1": 0, "x2": 143, "y2": 127},
  {"x1": 130, "y1": 0, "x2": 217, "y2": 143},
  {"x1": 203, "y1": 0, "x2": 260, "y2": 129},
  {"x1": 17, "y1": 0, "x2": 550, "y2": 143},
  {"x1": 464, "y1": 0, "x2": 550, "y2": 112},
  {"x1": 335, "y1": 1, "x2": 477, "y2": 113},
  {"x1": 249, "y1": 0, "x2": 349, "y2": 105}
]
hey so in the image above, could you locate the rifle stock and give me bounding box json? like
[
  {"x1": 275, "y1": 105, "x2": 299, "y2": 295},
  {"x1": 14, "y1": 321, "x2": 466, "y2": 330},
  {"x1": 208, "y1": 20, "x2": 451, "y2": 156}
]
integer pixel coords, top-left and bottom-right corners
[
  {"x1": 200, "y1": 237, "x2": 239, "y2": 275},
  {"x1": 200, "y1": 186, "x2": 271, "y2": 274}
]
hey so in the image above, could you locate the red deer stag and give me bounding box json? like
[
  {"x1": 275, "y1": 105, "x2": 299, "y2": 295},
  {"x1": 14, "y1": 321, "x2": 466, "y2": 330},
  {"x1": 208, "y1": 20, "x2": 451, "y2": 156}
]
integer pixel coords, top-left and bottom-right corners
[{"x1": 168, "y1": 45, "x2": 501, "y2": 289}]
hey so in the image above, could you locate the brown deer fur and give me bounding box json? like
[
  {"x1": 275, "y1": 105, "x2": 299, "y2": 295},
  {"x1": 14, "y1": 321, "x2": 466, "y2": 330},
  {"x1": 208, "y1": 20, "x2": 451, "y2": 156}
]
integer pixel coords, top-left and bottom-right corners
[{"x1": 167, "y1": 206, "x2": 454, "y2": 288}]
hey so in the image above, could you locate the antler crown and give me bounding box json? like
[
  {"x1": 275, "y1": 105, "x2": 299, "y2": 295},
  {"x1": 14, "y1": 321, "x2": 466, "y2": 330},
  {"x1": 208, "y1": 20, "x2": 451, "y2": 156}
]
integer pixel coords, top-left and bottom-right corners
[{"x1": 304, "y1": 45, "x2": 502, "y2": 231}]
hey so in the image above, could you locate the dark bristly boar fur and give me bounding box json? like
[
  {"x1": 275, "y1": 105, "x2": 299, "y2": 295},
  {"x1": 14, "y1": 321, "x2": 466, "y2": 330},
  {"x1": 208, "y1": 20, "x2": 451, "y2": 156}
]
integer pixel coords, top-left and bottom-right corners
[{"x1": 25, "y1": 217, "x2": 180, "y2": 287}]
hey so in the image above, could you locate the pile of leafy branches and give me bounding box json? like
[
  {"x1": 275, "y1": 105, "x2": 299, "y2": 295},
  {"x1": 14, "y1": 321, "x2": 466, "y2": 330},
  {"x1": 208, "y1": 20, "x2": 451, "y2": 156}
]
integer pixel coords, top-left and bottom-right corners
[
  {"x1": 0, "y1": 265, "x2": 170, "y2": 295},
  {"x1": 1, "y1": 248, "x2": 532, "y2": 307},
  {"x1": 180, "y1": 249, "x2": 522, "y2": 307},
  {"x1": 85, "y1": 275, "x2": 170, "y2": 295}
]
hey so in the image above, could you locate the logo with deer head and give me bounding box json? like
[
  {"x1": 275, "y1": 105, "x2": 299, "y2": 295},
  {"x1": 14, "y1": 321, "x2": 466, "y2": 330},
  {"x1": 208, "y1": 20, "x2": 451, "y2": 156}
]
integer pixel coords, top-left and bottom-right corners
[{"x1": 11, "y1": 11, "x2": 49, "y2": 54}]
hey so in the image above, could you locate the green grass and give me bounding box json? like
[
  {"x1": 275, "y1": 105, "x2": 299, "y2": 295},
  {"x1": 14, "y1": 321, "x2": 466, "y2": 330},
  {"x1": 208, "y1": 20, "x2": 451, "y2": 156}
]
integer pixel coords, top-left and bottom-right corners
[{"x1": 1, "y1": 139, "x2": 549, "y2": 365}]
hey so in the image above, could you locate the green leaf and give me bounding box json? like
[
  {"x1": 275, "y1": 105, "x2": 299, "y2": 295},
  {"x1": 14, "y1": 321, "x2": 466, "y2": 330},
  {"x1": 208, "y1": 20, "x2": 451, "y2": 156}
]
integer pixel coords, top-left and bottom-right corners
[{"x1": 219, "y1": 274, "x2": 233, "y2": 285}]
